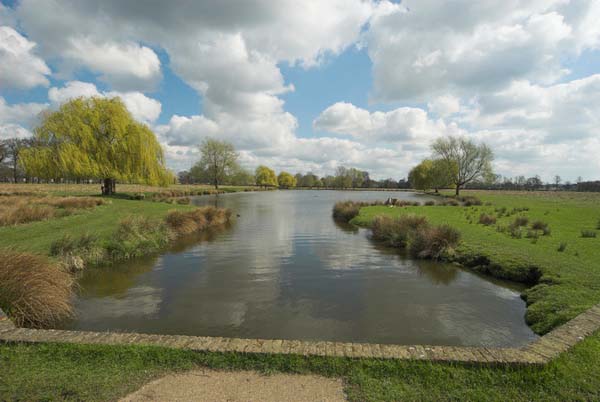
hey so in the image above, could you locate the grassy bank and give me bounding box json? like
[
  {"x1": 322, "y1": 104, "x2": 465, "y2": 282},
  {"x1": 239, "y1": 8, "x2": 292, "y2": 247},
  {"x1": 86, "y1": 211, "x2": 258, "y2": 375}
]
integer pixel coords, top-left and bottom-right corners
[
  {"x1": 2, "y1": 331, "x2": 600, "y2": 401},
  {"x1": 352, "y1": 190, "x2": 600, "y2": 335}
]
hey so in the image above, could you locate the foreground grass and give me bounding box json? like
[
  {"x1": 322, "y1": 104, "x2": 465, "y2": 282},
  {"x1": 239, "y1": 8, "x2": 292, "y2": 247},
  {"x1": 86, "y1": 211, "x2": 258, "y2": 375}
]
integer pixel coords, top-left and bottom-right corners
[
  {"x1": 353, "y1": 190, "x2": 600, "y2": 335},
  {"x1": 2, "y1": 331, "x2": 600, "y2": 401}
]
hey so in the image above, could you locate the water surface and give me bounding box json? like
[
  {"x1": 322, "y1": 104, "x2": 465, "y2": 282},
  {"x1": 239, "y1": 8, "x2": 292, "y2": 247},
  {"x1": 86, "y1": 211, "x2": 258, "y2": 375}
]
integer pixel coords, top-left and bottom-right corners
[{"x1": 64, "y1": 190, "x2": 537, "y2": 347}]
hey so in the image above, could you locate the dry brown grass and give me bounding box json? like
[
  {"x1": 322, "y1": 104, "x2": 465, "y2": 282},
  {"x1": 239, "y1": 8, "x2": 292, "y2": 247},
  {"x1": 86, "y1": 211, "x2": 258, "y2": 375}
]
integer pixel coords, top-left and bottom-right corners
[
  {"x1": 0, "y1": 250, "x2": 74, "y2": 328},
  {"x1": 165, "y1": 206, "x2": 232, "y2": 237},
  {"x1": 0, "y1": 195, "x2": 108, "y2": 226}
]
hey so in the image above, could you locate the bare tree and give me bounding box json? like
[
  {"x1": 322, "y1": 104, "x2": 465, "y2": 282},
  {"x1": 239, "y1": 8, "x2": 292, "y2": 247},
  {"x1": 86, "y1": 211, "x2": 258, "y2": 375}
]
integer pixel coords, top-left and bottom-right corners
[
  {"x1": 4, "y1": 138, "x2": 31, "y2": 183},
  {"x1": 554, "y1": 175, "x2": 562, "y2": 187},
  {"x1": 0, "y1": 140, "x2": 7, "y2": 164},
  {"x1": 431, "y1": 136, "x2": 494, "y2": 196}
]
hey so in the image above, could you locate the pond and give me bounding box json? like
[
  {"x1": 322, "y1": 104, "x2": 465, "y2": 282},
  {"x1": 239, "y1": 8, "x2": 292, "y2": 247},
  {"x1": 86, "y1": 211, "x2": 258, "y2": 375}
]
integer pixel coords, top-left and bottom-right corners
[{"x1": 62, "y1": 190, "x2": 538, "y2": 347}]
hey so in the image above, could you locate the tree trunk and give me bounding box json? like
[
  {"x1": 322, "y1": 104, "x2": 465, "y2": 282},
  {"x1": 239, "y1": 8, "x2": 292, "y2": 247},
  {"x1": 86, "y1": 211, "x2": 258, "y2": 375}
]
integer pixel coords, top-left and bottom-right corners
[
  {"x1": 102, "y1": 178, "x2": 115, "y2": 196},
  {"x1": 214, "y1": 177, "x2": 219, "y2": 189},
  {"x1": 455, "y1": 185, "x2": 460, "y2": 196}
]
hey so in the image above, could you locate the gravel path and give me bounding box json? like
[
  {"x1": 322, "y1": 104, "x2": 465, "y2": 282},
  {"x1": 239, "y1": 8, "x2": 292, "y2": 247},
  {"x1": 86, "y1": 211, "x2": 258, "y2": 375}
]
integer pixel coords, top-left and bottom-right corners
[{"x1": 120, "y1": 369, "x2": 347, "y2": 402}]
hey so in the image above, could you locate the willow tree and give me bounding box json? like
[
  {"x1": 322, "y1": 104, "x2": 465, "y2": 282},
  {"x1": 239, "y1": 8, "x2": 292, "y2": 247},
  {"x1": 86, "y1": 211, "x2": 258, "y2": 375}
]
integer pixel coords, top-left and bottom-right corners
[
  {"x1": 21, "y1": 97, "x2": 173, "y2": 195},
  {"x1": 255, "y1": 165, "x2": 277, "y2": 188},
  {"x1": 277, "y1": 171, "x2": 296, "y2": 189}
]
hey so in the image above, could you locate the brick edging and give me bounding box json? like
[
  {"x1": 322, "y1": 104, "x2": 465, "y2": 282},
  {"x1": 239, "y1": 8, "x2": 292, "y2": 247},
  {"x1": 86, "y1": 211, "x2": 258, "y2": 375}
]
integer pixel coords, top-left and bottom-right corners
[{"x1": 1, "y1": 305, "x2": 599, "y2": 365}]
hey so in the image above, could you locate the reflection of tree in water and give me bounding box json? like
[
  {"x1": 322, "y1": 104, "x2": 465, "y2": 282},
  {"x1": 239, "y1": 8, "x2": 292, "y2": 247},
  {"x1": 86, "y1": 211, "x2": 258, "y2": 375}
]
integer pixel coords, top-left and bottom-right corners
[
  {"x1": 332, "y1": 218, "x2": 359, "y2": 234},
  {"x1": 76, "y1": 224, "x2": 232, "y2": 298}
]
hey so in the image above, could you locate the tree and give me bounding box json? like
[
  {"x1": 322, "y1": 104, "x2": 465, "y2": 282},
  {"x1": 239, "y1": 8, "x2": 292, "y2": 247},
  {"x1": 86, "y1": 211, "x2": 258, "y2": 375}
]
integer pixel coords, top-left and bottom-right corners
[
  {"x1": 20, "y1": 97, "x2": 173, "y2": 195},
  {"x1": 4, "y1": 138, "x2": 30, "y2": 182},
  {"x1": 334, "y1": 166, "x2": 353, "y2": 189},
  {"x1": 0, "y1": 140, "x2": 6, "y2": 165},
  {"x1": 194, "y1": 138, "x2": 238, "y2": 189},
  {"x1": 431, "y1": 136, "x2": 494, "y2": 196},
  {"x1": 277, "y1": 171, "x2": 297, "y2": 189},
  {"x1": 255, "y1": 165, "x2": 277, "y2": 188},
  {"x1": 227, "y1": 166, "x2": 255, "y2": 186},
  {"x1": 408, "y1": 160, "x2": 432, "y2": 191},
  {"x1": 554, "y1": 175, "x2": 562, "y2": 187},
  {"x1": 409, "y1": 159, "x2": 455, "y2": 192}
]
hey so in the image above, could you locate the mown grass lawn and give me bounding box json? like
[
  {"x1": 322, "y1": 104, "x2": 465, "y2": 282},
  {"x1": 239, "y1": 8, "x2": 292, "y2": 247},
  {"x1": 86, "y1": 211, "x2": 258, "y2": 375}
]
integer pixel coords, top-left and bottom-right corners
[
  {"x1": 1, "y1": 331, "x2": 600, "y2": 401},
  {"x1": 353, "y1": 190, "x2": 600, "y2": 335}
]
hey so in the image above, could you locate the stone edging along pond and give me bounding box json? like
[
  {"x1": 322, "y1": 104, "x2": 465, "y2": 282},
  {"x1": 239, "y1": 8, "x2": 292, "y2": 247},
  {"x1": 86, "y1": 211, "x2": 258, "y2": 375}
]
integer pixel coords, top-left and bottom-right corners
[{"x1": 2, "y1": 305, "x2": 600, "y2": 366}]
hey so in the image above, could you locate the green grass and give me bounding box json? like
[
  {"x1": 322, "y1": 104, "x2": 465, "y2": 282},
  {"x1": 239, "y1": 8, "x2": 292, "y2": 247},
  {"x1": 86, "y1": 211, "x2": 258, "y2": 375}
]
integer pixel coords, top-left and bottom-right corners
[
  {"x1": 2, "y1": 331, "x2": 600, "y2": 401},
  {"x1": 352, "y1": 190, "x2": 600, "y2": 335},
  {"x1": 3, "y1": 189, "x2": 600, "y2": 401},
  {"x1": 0, "y1": 198, "x2": 195, "y2": 255}
]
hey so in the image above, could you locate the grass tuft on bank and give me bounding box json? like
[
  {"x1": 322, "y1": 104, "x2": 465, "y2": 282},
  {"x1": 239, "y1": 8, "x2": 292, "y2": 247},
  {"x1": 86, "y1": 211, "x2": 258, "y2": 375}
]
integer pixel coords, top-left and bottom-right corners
[{"x1": 0, "y1": 251, "x2": 74, "y2": 327}]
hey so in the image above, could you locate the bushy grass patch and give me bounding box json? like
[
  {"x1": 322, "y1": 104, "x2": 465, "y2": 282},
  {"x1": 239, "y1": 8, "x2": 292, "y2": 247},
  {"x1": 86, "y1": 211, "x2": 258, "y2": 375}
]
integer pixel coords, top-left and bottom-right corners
[
  {"x1": 333, "y1": 201, "x2": 368, "y2": 222},
  {"x1": 0, "y1": 251, "x2": 74, "y2": 328},
  {"x1": 0, "y1": 195, "x2": 108, "y2": 226},
  {"x1": 370, "y1": 215, "x2": 460, "y2": 259},
  {"x1": 478, "y1": 213, "x2": 496, "y2": 225}
]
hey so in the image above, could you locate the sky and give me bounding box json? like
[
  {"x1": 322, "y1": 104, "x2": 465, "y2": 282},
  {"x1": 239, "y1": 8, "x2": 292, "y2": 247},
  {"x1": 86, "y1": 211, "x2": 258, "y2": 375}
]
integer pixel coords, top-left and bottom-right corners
[{"x1": 1, "y1": 0, "x2": 599, "y2": 182}]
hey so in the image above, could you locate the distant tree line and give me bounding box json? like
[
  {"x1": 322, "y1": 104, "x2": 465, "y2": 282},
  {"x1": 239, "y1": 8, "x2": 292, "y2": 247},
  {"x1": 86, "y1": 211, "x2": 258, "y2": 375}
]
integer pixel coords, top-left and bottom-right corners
[{"x1": 180, "y1": 141, "x2": 411, "y2": 190}]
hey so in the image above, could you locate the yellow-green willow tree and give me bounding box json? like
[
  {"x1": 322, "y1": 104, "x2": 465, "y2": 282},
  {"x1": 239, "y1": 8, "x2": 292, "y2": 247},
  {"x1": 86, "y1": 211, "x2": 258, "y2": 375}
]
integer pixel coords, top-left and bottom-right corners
[{"x1": 21, "y1": 97, "x2": 173, "y2": 195}]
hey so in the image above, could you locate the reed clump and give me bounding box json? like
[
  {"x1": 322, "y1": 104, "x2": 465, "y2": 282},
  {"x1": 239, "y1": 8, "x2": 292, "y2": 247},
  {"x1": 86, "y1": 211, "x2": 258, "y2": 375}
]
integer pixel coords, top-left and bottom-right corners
[
  {"x1": 0, "y1": 196, "x2": 108, "y2": 226},
  {"x1": 371, "y1": 215, "x2": 460, "y2": 259},
  {"x1": 332, "y1": 201, "x2": 365, "y2": 223},
  {"x1": 0, "y1": 250, "x2": 74, "y2": 328}
]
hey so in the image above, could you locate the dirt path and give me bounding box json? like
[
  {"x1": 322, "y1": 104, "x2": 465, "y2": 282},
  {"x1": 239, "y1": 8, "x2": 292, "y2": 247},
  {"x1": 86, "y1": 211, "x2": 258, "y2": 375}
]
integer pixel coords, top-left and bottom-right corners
[{"x1": 120, "y1": 369, "x2": 347, "y2": 402}]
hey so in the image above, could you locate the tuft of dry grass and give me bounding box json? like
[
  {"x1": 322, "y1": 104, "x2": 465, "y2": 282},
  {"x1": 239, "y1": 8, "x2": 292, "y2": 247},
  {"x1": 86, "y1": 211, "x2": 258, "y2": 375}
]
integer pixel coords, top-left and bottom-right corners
[
  {"x1": 0, "y1": 195, "x2": 108, "y2": 227},
  {"x1": 165, "y1": 206, "x2": 231, "y2": 237},
  {"x1": 0, "y1": 250, "x2": 74, "y2": 328},
  {"x1": 332, "y1": 201, "x2": 364, "y2": 223},
  {"x1": 371, "y1": 214, "x2": 460, "y2": 260},
  {"x1": 479, "y1": 213, "x2": 497, "y2": 226}
]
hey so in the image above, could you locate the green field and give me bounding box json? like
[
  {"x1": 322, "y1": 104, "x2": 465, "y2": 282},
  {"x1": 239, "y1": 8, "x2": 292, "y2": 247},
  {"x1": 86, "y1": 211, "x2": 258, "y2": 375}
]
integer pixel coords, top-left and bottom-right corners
[
  {"x1": 2, "y1": 189, "x2": 600, "y2": 401},
  {"x1": 0, "y1": 183, "x2": 257, "y2": 255}
]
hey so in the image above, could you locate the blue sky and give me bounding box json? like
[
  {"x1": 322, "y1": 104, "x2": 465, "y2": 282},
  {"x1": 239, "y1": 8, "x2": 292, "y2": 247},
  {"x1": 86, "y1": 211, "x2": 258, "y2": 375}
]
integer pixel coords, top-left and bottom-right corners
[{"x1": 1, "y1": 0, "x2": 600, "y2": 181}]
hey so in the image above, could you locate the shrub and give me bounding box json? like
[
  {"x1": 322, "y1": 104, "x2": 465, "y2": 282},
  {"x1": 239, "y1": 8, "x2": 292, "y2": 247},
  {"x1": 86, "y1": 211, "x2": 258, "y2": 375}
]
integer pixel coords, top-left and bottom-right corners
[
  {"x1": 176, "y1": 197, "x2": 191, "y2": 205},
  {"x1": 165, "y1": 207, "x2": 231, "y2": 237},
  {"x1": 106, "y1": 216, "x2": 172, "y2": 261},
  {"x1": 49, "y1": 197, "x2": 106, "y2": 209},
  {"x1": 129, "y1": 193, "x2": 146, "y2": 200},
  {"x1": 0, "y1": 250, "x2": 74, "y2": 328},
  {"x1": 581, "y1": 230, "x2": 597, "y2": 238},
  {"x1": 371, "y1": 215, "x2": 428, "y2": 247},
  {"x1": 557, "y1": 242, "x2": 567, "y2": 252},
  {"x1": 530, "y1": 220, "x2": 551, "y2": 236},
  {"x1": 332, "y1": 201, "x2": 363, "y2": 222},
  {"x1": 478, "y1": 213, "x2": 497, "y2": 226},
  {"x1": 409, "y1": 224, "x2": 461, "y2": 259},
  {"x1": 371, "y1": 215, "x2": 460, "y2": 260},
  {"x1": 424, "y1": 200, "x2": 435, "y2": 206},
  {"x1": 50, "y1": 233, "x2": 104, "y2": 271},
  {"x1": 461, "y1": 196, "x2": 482, "y2": 206},
  {"x1": 513, "y1": 216, "x2": 529, "y2": 227},
  {"x1": 0, "y1": 203, "x2": 55, "y2": 226}
]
